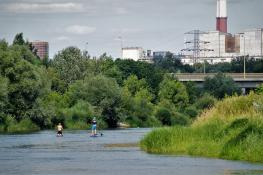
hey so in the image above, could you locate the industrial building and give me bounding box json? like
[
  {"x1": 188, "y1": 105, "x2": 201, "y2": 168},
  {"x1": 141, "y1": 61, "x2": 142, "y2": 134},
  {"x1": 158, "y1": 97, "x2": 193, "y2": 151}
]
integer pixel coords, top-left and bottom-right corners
[
  {"x1": 153, "y1": 51, "x2": 170, "y2": 59},
  {"x1": 121, "y1": 47, "x2": 173, "y2": 62},
  {"x1": 31, "y1": 41, "x2": 49, "y2": 59},
  {"x1": 181, "y1": 0, "x2": 263, "y2": 65},
  {"x1": 121, "y1": 47, "x2": 145, "y2": 61}
]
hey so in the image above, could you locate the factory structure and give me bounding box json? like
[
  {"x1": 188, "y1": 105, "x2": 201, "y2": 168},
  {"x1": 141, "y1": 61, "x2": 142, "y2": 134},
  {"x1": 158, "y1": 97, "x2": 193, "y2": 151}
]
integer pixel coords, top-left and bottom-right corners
[
  {"x1": 181, "y1": 0, "x2": 263, "y2": 65},
  {"x1": 121, "y1": 47, "x2": 146, "y2": 61},
  {"x1": 121, "y1": 47, "x2": 173, "y2": 62},
  {"x1": 120, "y1": 0, "x2": 262, "y2": 65}
]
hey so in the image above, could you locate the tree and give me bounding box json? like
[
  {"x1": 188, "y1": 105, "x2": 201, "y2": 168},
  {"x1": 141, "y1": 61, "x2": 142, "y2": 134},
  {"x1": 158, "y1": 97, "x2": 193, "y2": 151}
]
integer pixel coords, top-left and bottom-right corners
[
  {"x1": 132, "y1": 89, "x2": 155, "y2": 126},
  {"x1": 204, "y1": 73, "x2": 241, "y2": 99},
  {"x1": 42, "y1": 55, "x2": 50, "y2": 68},
  {"x1": 256, "y1": 84, "x2": 263, "y2": 94},
  {"x1": 66, "y1": 75, "x2": 121, "y2": 127},
  {"x1": 0, "y1": 41, "x2": 48, "y2": 121},
  {"x1": 0, "y1": 76, "x2": 8, "y2": 124},
  {"x1": 158, "y1": 76, "x2": 189, "y2": 109},
  {"x1": 184, "y1": 81, "x2": 201, "y2": 104},
  {"x1": 51, "y1": 47, "x2": 88, "y2": 86},
  {"x1": 155, "y1": 107, "x2": 171, "y2": 125},
  {"x1": 13, "y1": 33, "x2": 25, "y2": 45},
  {"x1": 115, "y1": 59, "x2": 164, "y2": 95},
  {"x1": 123, "y1": 75, "x2": 148, "y2": 96}
]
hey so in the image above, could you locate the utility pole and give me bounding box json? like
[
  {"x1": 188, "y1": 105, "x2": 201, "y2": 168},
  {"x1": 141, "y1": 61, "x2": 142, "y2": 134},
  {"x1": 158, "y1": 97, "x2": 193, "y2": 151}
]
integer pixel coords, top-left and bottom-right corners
[
  {"x1": 204, "y1": 60, "x2": 206, "y2": 74},
  {"x1": 243, "y1": 34, "x2": 246, "y2": 79},
  {"x1": 261, "y1": 28, "x2": 263, "y2": 60}
]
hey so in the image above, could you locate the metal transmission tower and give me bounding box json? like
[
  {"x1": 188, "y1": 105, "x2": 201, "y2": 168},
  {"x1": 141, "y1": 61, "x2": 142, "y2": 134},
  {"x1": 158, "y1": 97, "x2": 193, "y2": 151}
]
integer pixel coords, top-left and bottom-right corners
[{"x1": 181, "y1": 30, "x2": 213, "y2": 64}]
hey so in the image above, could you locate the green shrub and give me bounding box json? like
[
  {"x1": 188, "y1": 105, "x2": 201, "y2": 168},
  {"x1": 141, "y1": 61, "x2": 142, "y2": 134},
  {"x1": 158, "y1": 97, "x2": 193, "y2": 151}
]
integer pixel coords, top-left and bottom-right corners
[
  {"x1": 184, "y1": 106, "x2": 199, "y2": 119},
  {"x1": 0, "y1": 124, "x2": 5, "y2": 132},
  {"x1": 63, "y1": 100, "x2": 95, "y2": 129},
  {"x1": 155, "y1": 107, "x2": 172, "y2": 125},
  {"x1": 195, "y1": 93, "x2": 217, "y2": 110},
  {"x1": 6, "y1": 117, "x2": 40, "y2": 133},
  {"x1": 144, "y1": 116, "x2": 162, "y2": 127},
  {"x1": 171, "y1": 112, "x2": 190, "y2": 126}
]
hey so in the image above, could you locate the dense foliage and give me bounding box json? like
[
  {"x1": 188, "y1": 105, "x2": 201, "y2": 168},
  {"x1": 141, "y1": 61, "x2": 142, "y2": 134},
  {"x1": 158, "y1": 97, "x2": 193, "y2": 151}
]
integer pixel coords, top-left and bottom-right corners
[{"x1": 1, "y1": 33, "x2": 261, "y2": 133}]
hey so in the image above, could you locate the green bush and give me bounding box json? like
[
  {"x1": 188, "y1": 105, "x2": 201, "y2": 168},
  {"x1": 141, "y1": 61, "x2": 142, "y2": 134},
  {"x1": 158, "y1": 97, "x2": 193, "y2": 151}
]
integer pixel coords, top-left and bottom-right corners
[
  {"x1": 144, "y1": 116, "x2": 162, "y2": 127},
  {"x1": 6, "y1": 117, "x2": 40, "y2": 133},
  {"x1": 63, "y1": 100, "x2": 94, "y2": 129},
  {"x1": 155, "y1": 107, "x2": 172, "y2": 125},
  {"x1": 195, "y1": 93, "x2": 217, "y2": 110},
  {"x1": 184, "y1": 106, "x2": 198, "y2": 119},
  {"x1": 171, "y1": 112, "x2": 190, "y2": 126},
  {"x1": 0, "y1": 124, "x2": 5, "y2": 132}
]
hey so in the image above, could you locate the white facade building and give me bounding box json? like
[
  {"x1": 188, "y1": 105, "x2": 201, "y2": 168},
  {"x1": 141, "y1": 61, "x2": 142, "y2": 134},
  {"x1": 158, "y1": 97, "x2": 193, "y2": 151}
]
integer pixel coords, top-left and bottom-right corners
[
  {"x1": 181, "y1": 28, "x2": 263, "y2": 65},
  {"x1": 240, "y1": 28, "x2": 263, "y2": 58},
  {"x1": 199, "y1": 31, "x2": 236, "y2": 64},
  {"x1": 121, "y1": 47, "x2": 145, "y2": 61}
]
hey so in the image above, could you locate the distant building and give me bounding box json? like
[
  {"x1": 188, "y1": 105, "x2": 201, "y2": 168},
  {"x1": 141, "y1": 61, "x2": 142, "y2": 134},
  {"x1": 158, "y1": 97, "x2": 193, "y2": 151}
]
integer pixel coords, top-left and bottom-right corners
[
  {"x1": 181, "y1": 28, "x2": 263, "y2": 65},
  {"x1": 122, "y1": 47, "x2": 145, "y2": 61},
  {"x1": 198, "y1": 28, "x2": 263, "y2": 64},
  {"x1": 152, "y1": 51, "x2": 171, "y2": 59},
  {"x1": 239, "y1": 28, "x2": 263, "y2": 59},
  {"x1": 198, "y1": 31, "x2": 236, "y2": 64},
  {"x1": 180, "y1": 0, "x2": 263, "y2": 65},
  {"x1": 31, "y1": 41, "x2": 49, "y2": 59},
  {"x1": 146, "y1": 50, "x2": 152, "y2": 57}
]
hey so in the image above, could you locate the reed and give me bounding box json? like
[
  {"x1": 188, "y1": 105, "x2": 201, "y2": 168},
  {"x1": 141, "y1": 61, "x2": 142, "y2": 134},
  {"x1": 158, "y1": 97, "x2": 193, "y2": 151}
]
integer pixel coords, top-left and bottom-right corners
[{"x1": 141, "y1": 93, "x2": 263, "y2": 162}]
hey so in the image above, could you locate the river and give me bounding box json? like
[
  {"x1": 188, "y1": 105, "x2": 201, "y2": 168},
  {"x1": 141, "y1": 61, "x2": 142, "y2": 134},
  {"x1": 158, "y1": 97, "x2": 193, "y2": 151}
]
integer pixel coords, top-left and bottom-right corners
[{"x1": 0, "y1": 128, "x2": 262, "y2": 175}]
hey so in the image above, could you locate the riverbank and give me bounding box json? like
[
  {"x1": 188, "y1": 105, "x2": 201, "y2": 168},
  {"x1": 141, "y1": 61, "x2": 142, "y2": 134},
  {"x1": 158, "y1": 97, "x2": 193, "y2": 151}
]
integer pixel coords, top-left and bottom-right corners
[{"x1": 140, "y1": 93, "x2": 263, "y2": 163}]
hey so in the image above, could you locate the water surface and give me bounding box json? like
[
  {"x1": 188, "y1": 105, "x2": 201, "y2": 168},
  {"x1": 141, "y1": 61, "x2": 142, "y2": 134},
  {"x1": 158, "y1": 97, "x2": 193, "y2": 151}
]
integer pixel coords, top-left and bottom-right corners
[{"x1": 0, "y1": 129, "x2": 262, "y2": 175}]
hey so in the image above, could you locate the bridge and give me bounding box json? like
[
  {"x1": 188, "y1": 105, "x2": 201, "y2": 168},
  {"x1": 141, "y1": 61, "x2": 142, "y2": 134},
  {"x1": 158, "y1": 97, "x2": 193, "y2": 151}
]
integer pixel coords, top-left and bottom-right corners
[{"x1": 174, "y1": 73, "x2": 263, "y2": 92}]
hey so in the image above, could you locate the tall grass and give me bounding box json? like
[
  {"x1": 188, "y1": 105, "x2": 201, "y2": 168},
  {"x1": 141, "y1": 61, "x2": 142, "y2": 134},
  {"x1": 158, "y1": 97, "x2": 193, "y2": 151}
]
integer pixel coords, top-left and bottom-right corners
[{"x1": 140, "y1": 93, "x2": 263, "y2": 162}]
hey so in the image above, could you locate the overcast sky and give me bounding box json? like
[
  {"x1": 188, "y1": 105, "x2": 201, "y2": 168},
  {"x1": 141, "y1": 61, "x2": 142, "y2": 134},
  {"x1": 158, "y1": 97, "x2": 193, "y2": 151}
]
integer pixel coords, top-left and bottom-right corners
[{"x1": 0, "y1": 0, "x2": 262, "y2": 58}]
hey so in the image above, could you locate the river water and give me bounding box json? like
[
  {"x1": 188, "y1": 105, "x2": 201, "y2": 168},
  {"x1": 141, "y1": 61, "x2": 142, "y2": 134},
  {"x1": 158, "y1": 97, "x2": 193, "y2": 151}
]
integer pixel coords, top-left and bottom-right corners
[{"x1": 0, "y1": 128, "x2": 263, "y2": 175}]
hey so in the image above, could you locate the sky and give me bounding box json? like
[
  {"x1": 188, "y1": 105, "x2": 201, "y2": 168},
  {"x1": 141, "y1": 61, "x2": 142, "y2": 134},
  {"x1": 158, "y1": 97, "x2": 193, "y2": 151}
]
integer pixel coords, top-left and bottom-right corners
[{"x1": 0, "y1": 0, "x2": 262, "y2": 58}]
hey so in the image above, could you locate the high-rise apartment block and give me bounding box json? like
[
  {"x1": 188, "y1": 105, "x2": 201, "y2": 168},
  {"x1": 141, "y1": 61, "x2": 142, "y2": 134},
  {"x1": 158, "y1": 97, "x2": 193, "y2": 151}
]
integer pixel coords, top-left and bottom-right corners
[{"x1": 31, "y1": 41, "x2": 49, "y2": 59}]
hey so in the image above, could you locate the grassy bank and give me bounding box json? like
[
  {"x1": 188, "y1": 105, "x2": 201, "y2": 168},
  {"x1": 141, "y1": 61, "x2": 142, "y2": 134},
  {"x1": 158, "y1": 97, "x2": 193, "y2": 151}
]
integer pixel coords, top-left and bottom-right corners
[{"x1": 140, "y1": 93, "x2": 263, "y2": 162}]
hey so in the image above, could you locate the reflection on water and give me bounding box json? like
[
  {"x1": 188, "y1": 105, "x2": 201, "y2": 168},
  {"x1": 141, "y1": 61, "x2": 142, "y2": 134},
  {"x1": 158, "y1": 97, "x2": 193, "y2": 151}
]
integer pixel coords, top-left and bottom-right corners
[{"x1": 0, "y1": 129, "x2": 262, "y2": 175}]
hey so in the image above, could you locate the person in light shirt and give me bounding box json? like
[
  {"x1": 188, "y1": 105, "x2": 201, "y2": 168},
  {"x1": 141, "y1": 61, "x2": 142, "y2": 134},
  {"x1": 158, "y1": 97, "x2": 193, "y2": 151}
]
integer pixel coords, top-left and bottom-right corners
[{"x1": 57, "y1": 123, "x2": 63, "y2": 136}]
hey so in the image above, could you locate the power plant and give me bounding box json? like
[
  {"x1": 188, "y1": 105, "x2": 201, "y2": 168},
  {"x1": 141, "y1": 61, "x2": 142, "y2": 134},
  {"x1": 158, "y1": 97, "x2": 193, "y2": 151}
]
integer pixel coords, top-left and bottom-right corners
[{"x1": 181, "y1": 0, "x2": 263, "y2": 65}]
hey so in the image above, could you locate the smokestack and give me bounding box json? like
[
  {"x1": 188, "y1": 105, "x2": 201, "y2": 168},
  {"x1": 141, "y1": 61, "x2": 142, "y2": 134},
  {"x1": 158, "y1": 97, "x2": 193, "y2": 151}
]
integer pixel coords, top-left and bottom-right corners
[{"x1": 216, "y1": 0, "x2": 227, "y2": 33}]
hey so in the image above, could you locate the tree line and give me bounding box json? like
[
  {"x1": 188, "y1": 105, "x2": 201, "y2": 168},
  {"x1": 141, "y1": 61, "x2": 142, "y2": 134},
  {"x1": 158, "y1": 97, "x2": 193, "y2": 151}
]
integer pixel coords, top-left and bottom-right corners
[{"x1": 1, "y1": 33, "x2": 261, "y2": 133}]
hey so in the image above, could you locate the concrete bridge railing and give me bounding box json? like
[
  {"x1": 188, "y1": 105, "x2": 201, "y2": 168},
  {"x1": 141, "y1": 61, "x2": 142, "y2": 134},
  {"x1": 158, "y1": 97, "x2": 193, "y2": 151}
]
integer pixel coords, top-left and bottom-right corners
[
  {"x1": 173, "y1": 73, "x2": 263, "y2": 82},
  {"x1": 173, "y1": 73, "x2": 263, "y2": 90}
]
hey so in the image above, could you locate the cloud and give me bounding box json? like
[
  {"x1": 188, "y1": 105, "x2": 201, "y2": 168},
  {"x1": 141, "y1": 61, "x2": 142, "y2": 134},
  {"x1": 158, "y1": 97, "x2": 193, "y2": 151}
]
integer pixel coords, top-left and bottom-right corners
[
  {"x1": 65, "y1": 25, "x2": 96, "y2": 35},
  {"x1": 0, "y1": 2, "x2": 84, "y2": 13},
  {"x1": 55, "y1": 36, "x2": 70, "y2": 41}
]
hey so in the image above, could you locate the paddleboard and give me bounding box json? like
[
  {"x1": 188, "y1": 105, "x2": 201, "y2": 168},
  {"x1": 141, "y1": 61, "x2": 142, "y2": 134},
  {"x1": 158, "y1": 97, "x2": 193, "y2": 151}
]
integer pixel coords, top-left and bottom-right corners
[{"x1": 90, "y1": 133, "x2": 103, "y2": 137}]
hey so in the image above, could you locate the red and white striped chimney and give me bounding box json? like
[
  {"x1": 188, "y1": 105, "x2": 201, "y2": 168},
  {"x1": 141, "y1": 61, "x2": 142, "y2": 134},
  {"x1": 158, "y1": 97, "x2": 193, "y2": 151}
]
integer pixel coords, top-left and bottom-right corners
[{"x1": 216, "y1": 0, "x2": 227, "y2": 33}]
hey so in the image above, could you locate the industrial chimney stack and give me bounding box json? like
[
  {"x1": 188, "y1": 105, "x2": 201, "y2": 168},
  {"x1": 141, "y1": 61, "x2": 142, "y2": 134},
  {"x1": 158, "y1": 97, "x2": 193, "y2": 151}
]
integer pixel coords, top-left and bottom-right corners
[{"x1": 216, "y1": 0, "x2": 227, "y2": 33}]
